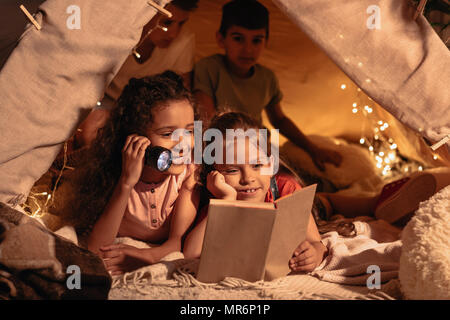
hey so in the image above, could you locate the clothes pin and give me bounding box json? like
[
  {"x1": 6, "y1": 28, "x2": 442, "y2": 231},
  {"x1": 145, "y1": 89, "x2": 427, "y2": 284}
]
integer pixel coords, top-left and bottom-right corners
[
  {"x1": 147, "y1": 0, "x2": 173, "y2": 18},
  {"x1": 20, "y1": 5, "x2": 42, "y2": 30},
  {"x1": 431, "y1": 134, "x2": 450, "y2": 151},
  {"x1": 413, "y1": 0, "x2": 428, "y2": 20},
  {"x1": 132, "y1": 2, "x2": 171, "y2": 59}
]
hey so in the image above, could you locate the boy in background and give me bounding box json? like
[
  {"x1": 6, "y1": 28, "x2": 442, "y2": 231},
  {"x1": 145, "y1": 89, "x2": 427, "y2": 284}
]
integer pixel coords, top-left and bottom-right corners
[{"x1": 193, "y1": 0, "x2": 341, "y2": 171}]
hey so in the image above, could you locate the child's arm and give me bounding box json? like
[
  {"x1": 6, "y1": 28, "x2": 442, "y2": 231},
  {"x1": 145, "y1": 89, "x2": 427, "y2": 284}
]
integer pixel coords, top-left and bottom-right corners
[
  {"x1": 183, "y1": 209, "x2": 207, "y2": 259},
  {"x1": 183, "y1": 170, "x2": 237, "y2": 258},
  {"x1": 205, "y1": 170, "x2": 237, "y2": 200},
  {"x1": 265, "y1": 103, "x2": 342, "y2": 171},
  {"x1": 194, "y1": 90, "x2": 216, "y2": 121},
  {"x1": 289, "y1": 213, "x2": 328, "y2": 272},
  {"x1": 192, "y1": 57, "x2": 217, "y2": 120},
  {"x1": 87, "y1": 135, "x2": 150, "y2": 254},
  {"x1": 139, "y1": 171, "x2": 201, "y2": 263}
]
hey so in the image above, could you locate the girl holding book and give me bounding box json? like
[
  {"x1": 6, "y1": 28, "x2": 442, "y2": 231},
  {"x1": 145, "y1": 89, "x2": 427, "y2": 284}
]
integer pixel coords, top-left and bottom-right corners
[{"x1": 183, "y1": 111, "x2": 328, "y2": 272}]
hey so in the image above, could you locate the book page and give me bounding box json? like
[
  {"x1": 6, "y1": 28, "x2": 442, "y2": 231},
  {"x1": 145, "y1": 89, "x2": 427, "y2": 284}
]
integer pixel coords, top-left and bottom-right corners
[
  {"x1": 197, "y1": 200, "x2": 276, "y2": 283},
  {"x1": 264, "y1": 184, "x2": 317, "y2": 280}
]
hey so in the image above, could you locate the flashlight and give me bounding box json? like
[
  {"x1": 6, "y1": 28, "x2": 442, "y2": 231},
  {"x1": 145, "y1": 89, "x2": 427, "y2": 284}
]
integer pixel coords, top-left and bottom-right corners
[{"x1": 145, "y1": 146, "x2": 172, "y2": 172}]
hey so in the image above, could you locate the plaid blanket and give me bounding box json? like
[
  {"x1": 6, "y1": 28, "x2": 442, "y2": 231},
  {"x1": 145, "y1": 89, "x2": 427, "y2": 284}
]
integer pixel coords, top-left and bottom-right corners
[{"x1": 0, "y1": 203, "x2": 111, "y2": 299}]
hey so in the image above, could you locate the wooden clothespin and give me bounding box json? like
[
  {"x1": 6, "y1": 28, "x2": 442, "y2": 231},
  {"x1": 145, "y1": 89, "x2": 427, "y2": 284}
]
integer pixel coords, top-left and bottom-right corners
[
  {"x1": 413, "y1": 0, "x2": 428, "y2": 20},
  {"x1": 431, "y1": 134, "x2": 450, "y2": 151},
  {"x1": 20, "y1": 4, "x2": 41, "y2": 30},
  {"x1": 147, "y1": 0, "x2": 173, "y2": 18}
]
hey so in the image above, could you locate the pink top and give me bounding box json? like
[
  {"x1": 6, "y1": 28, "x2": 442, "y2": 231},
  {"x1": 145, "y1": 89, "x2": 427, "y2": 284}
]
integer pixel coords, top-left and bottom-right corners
[{"x1": 118, "y1": 165, "x2": 192, "y2": 242}]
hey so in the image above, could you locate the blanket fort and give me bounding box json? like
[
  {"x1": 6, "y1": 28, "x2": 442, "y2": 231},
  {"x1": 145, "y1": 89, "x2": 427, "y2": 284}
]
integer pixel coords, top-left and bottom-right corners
[
  {"x1": 0, "y1": 0, "x2": 171, "y2": 206},
  {"x1": 0, "y1": 1, "x2": 448, "y2": 207}
]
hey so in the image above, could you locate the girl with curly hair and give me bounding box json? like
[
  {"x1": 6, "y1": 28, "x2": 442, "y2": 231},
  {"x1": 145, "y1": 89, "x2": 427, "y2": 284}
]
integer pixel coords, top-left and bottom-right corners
[{"x1": 74, "y1": 71, "x2": 200, "y2": 275}]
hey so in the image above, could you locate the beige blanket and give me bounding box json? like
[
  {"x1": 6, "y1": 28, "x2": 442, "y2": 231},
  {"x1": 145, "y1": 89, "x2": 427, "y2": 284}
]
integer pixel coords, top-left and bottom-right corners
[
  {"x1": 312, "y1": 222, "x2": 402, "y2": 285},
  {"x1": 109, "y1": 221, "x2": 403, "y2": 300}
]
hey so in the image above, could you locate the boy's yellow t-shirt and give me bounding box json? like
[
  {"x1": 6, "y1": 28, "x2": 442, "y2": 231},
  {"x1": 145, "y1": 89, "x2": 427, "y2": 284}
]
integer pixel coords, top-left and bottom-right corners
[{"x1": 193, "y1": 54, "x2": 283, "y2": 122}]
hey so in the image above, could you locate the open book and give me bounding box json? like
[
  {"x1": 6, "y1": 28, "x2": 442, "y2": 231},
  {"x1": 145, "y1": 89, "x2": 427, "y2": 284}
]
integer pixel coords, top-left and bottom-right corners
[{"x1": 196, "y1": 184, "x2": 317, "y2": 283}]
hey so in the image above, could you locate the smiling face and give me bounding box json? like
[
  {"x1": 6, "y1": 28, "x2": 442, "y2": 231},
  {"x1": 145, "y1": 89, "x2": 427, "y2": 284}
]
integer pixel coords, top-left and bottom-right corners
[
  {"x1": 215, "y1": 137, "x2": 272, "y2": 202},
  {"x1": 217, "y1": 26, "x2": 267, "y2": 77},
  {"x1": 144, "y1": 99, "x2": 194, "y2": 175},
  {"x1": 147, "y1": 4, "x2": 190, "y2": 48}
]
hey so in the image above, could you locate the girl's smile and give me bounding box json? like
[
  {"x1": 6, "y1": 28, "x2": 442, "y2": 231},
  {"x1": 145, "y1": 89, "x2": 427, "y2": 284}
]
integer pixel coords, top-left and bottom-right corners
[
  {"x1": 216, "y1": 139, "x2": 272, "y2": 202},
  {"x1": 236, "y1": 186, "x2": 264, "y2": 199}
]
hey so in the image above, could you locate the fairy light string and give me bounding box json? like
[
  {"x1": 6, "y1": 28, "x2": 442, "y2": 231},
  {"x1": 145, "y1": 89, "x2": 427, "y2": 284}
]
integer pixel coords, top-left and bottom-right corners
[
  {"x1": 21, "y1": 141, "x2": 71, "y2": 218},
  {"x1": 340, "y1": 83, "x2": 431, "y2": 180}
]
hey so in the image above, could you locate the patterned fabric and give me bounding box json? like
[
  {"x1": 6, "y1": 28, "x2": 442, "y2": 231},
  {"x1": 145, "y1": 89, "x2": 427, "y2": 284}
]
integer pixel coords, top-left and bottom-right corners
[{"x1": 0, "y1": 203, "x2": 111, "y2": 299}]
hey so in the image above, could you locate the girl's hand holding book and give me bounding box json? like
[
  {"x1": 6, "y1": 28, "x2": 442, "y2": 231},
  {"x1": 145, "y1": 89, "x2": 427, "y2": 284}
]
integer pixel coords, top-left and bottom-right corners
[
  {"x1": 120, "y1": 134, "x2": 151, "y2": 188},
  {"x1": 289, "y1": 240, "x2": 328, "y2": 272}
]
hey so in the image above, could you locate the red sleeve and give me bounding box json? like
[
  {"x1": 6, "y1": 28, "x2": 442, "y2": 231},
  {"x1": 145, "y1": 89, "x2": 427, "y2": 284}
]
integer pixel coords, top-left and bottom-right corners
[
  {"x1": 277, "y1": 173, "x2": 302, "y2": 196},
  {"x1": 265, "y1": 173, "x2": 302, "y2": 202}
]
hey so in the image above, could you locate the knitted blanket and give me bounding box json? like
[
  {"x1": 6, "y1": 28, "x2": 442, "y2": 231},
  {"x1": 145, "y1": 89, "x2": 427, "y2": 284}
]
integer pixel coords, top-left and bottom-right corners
[
  {"x1": 312, "y1": 222, "x2": 402, "y2": 285},
  {"x1": 109, "y1": 221, "x2": 403, "y2": 300}
]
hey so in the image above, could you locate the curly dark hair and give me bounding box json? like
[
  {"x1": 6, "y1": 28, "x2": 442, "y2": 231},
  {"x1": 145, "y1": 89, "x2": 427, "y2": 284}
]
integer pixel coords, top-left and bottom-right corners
[{"x1": 56, "y1": 70, "x2": 196, "y2": 233}]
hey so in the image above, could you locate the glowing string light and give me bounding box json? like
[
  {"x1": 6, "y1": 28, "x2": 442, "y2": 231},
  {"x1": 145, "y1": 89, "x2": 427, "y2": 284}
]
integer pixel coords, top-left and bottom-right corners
[{"x1": 21, "y1": 141, "x2": 70, "y2": 218}]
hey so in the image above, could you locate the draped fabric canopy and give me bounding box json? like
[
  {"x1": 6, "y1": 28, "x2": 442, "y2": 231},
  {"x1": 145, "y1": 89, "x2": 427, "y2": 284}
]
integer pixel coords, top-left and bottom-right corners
[
  {"x1": 0, "y1": 0, "x2": 170, "y2": 205},
  {"x1": 0, "y1": 0, "x2": 448, "y2": 204},
  {"x1": 272, "y1": 0, "x2": 449, "y2": 141}
]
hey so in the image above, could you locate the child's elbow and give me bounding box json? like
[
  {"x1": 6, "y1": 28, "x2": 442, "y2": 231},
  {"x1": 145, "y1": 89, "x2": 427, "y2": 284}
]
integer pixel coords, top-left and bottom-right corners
[{"x1": 182, "y1": 238, "x2": 201, "y2": 259}]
